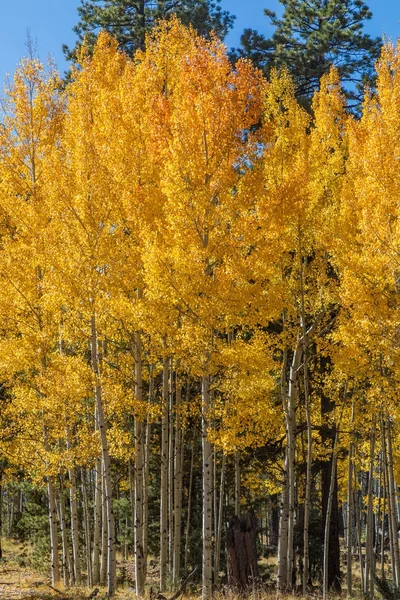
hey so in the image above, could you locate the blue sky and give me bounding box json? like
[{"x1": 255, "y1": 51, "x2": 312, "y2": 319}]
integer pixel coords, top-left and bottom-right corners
[{"x1": 0, "y1": 0, "x2": 398, "y2": 80}]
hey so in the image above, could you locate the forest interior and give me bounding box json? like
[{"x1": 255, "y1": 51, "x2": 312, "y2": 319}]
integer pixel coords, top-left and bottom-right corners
[{"x1": 1, "y1": 1, "x2": 400, "y2": 600}]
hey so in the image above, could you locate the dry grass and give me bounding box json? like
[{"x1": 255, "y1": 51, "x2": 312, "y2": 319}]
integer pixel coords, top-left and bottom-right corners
[{"x1": 0, "y1": 541, "x2": 379, "y2": 600}]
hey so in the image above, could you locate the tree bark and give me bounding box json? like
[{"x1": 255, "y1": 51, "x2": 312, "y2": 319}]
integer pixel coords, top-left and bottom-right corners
[
  {"x1": 91, "y1": 315, "x2": 116, "y2": 597},
  {"x1": 160, "y1": 353, "x2": 169, "y2": 591},
  {"x1": 354, "y1": 464, "x2": 365, "y2": 594},
  {"x1": 386, "y1": 418, "x2": 400, "y2": 587},
  {"x1": 82, "y1": 469, "x2": 93, "y2": 588},
  {"x1": 172, "y1": 370, "x2": 183, "y2": 589},
  {"x1": 58, "y1": 475, "x2": 70, "y2": 587},
  {"x1": 134, "y1": 329, "x2": 145, "y2": 597},
  {"x1": 184, "y1": 430, "x2": 195, "y2": 575},
  {"x1": 214, "y1": 453, "x2": 226, "y2": 587},
  {"x1": 92, "y1": 456, "x2": 102, "y2": 585},
  {"x1": 48, "y1": 476, "x2": 60, "y2": 588},
  {"x1": 234, "y1": 451, "x2": 240, "y2": 516},
  {"x1": 299, "y1": 249, "x2": 312, "y2": 595},
  {"x1": 202, "y1": 374, "x2": 213, "y2": 600},
  {"x1": 323, "y1": 428, "x2": 339, "y2": 600},
  {"x1": 277, "y1": 452, "x2": 289, "y2": 592},
  {"x1": 168, "y1": 358, "x2": 174, "y2": 580},
  {"x1": 346, "y1": 400, "x2": 355, "y2": 597},
  {"x1": 286, "y1": 345, "x2": 301, "y2": 589},
  {"x1": 364, "y1": 421, "x2": 376, "y2": 597},
  {"x1": 320, "y1": 363, "x2": 341, "y2": 592},
  {"x1": 100, "y1": 460, "x2": 108, "y2": 586},
  {"x1": 143, "y1": 365, "x2": 154, "y2": 576},
  {"x1": 68, "y1": 464, "x2": 81, "y2": 585}
]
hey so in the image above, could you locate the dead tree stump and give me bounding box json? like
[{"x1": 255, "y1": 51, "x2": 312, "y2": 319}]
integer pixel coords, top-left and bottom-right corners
[{"x1": 227, "y1": 511, "x2": 260, "y2": 591}]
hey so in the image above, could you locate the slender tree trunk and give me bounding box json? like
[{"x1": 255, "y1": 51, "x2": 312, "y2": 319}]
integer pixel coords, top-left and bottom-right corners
[
  {"x1": 91, "y1": 315, "x2": 116, "y2": 597},
  {"x1": 376, "y1": 455, "x2": 382, "y2": 580},
  {"x1": 386, "y1": 418, "x2": 400, "y2": 587},
  {"x1": 277, "y1": 344, "x2": 289, "y2": 594},
  {"x1": 82, "y1": 469, "x2": 93, "y2": 588},
  {"x1": 346, "y1": 400, "x2": 355, "y2": 597},
  {"x1": 213, "y1": 451, "x2": 217, "y2": 556},
  {"x1": 214, "y1": 453, "x2": 226, "y2": 587},
  {"x1": 380, "y1": 454, "x2": 386, "y2": 580},
  {"x1": 160, "y1": 353, "x2": 169, "y2": 591},
  {"x1": 323, "y1": 428, "x2": 339, "y2": 600},
  {"x1": 202, "y1": 374, "x2": 213, "y2": 600},
  {"x1": 286, "y1": 346, "x2": 301, "y2": 589},
  {"x1": 354, "y1": 464, "x2": 365, "y2": 594},
  {"x1": 143, "y1": 365, "x2": 153, "y2": 576},
  {"x1": 92, "y1": 456, "x2": 102, "y2": 585},
  {"x1": 134, "y1": 329, "x2": 145, "y2": 597},
  {"x1": 172, "y1": 370, "x2": 183, "y2": 589},
  {"x1": 184, "y1": 431, "x2": 195, "y2": 575},
  {"x1": 68, "y1": 464, "x2": 81, "y2": 586},
  {"x1": 299, "y1": 246, "x2": 312, "y2": 595},
  {"x1": 277, "y1": 452, "x2": 289, "y2": 593},
  {"x1": 100, "y1": 460, "x2": 108, "y2": 586},
  {"x1": 59, "y1": 474, "x2": 70, "y2": 588},
  {"x1": 168, "y1": 358, "x2": 174, "y2": 581},
  {"x1": 48, "y1": 476, "x2": 60, "y2": 588},
  {"x1": 234, "y1": 451, "x2": 240, "y2": 516},
  {"x1": 364, "y1": 421, "x2": 376, "y2": 596}
]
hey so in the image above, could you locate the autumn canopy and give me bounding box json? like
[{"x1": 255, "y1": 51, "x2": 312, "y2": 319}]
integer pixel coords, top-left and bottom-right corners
[{"x1": 0, "y1": 18, "x2": 399, "y2": 600}]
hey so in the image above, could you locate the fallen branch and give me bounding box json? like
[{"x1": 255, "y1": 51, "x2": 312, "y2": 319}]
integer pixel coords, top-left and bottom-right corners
[
  {"x1": 46, "y1": 583, "x2": 68, "y2": 596},
  {"x1": 150, "y1": 566, "x2": 199, "y2": 600}
]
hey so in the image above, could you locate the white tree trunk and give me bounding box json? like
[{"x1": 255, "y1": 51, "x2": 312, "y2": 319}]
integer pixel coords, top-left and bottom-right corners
[
  {"x1": 48, "y1": 476, "x2": 60, "y2": 588},
  {"x1": 91, "y1": 315, "x2": 116, "y2": 597},
  {"x1": 58, "y1": 474, "x2": 70, "y2": 588},
  {"x1": 134, "y1": 330, "x2": 145, "y2": 597},
  {"x1": 172, "y1": 371, "x2": 183, "y2": 589},
  {"x1": 346, "y1": 401, "x2": 355, "y2": 597},
  {"x1": 100, "y1": 459, "x2": 108, "y2": 586},
  {"x1": 160, "y1": 354, "x2": 169, "y2": 591},
  {"x1": 277, "y1": 344, "x2": 289, "y2": 594},
  {"x1": 168, "y1": 358, "x2": 174, "y2": 579},
  {"x1": 277, "y1": 457, "x2": 289, "y2": 592},
  {"x1": 286, "y1": 346, "x2": 301, "y2": 589},
  {"x1": 67, "y1": 463, "x2": 81, "y2": 586},
  {"x1": 323, "y1": 429, "x2": 339, "y2": 600},
  {"x1": 143, "y1": 365, "x2": 154, "y2": 574},
  {"x1": 214, "y1": 453, "x2": 226, "y2": 587},
  {"x1": 81, "y1": 469, "x2": 93, "y2": 588},
  {"x1": 380, "y1": 451, "x2": 386, "y2": 579},
  {"x1": 354, "y1": 464, "x2": 365, "y2": 593},
  {"x1": 202, "y1": 374, "x2": 213, "y2": 600},
  {"x1": 299, "y1": 250, "x2": 311, "y2": 595},
  {"x1": 92, "y1": 456, "x2": 102, "y2": 585},
  {"x1": 184, "y1": 432, "x2": 195, "y2": 575},
  {"x1": 386, "y1": 418, "x2": 400, "y2": 587},
  {"x1": 364, "y1": 421, "x2": 376, "y2": 596}
]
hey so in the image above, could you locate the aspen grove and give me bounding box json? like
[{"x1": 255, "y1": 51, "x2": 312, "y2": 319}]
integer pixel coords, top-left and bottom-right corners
[{"x1": 1, "y1": 18, "x2": 400, "y2": 599}]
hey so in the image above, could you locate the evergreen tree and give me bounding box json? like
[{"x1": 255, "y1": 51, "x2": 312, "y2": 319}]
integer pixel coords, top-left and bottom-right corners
[
  {"x1": 235, "y1": 0, "x2": 381, "y2": 105},
  {"x1": 64, "y1": 0, "x2": 234, "y2": 60}
]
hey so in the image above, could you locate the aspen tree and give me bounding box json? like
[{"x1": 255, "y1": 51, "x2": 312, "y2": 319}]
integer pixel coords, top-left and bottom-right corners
[
  {"x1": 0, "y1": 56, "x2": 65, "y2": 587},
  {"x1": 47, "y1": 35, "x2": 129, "y2": 596},
  {"x1": 143, "y1": 20, "x2": 262, "y2": 599}
]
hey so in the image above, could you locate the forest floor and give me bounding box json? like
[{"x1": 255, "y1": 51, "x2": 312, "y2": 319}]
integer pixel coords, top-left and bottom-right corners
[{"x1": 0, "y1": 540, "x2": 367, "y2": 600}]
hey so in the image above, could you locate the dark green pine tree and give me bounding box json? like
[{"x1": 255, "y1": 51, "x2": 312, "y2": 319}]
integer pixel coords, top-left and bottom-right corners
[
  {"x1": 235, "y1": 0, "x2": 382, "y2": 106},
  {"x1": 64, "y1": 0, "x2": 234, "y2": 61}
]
